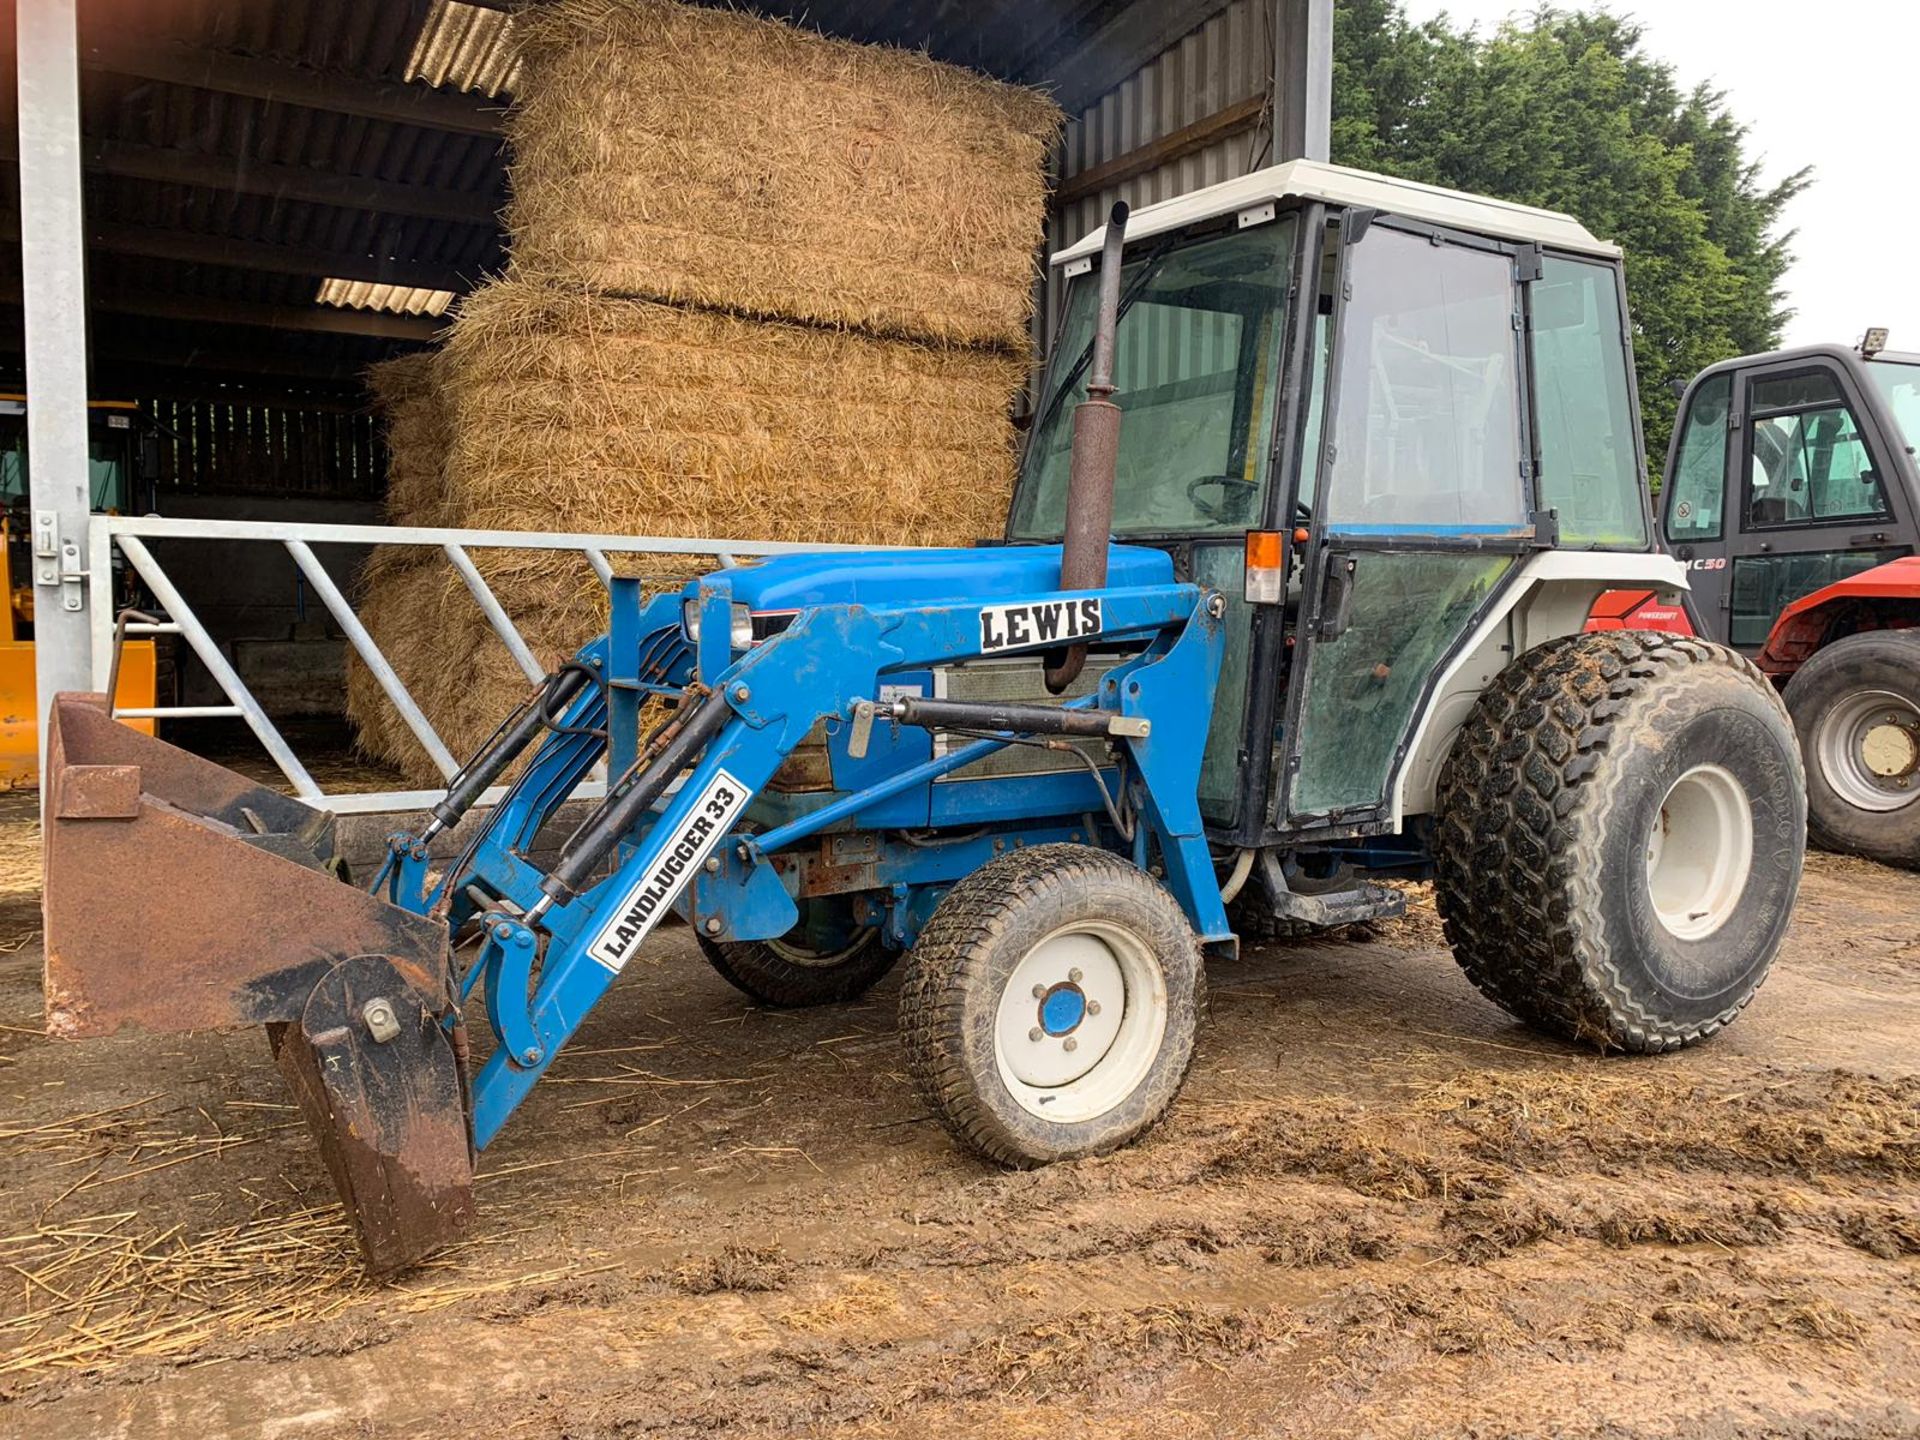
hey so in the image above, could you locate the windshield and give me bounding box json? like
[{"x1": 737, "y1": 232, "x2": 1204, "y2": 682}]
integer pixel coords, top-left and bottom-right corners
[
  {"x1": 1866, "y1": 360, "x2": 1920, "y2": 450},
  {"x1": 0, "y1": 424, "x2": 132, "y2": 511},
  {"x1": 1008, "y1": 219, "x2": 1295, "y2": 540}
]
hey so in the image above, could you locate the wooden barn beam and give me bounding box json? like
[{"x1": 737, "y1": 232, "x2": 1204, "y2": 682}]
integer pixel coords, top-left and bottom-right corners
[
  {"x1": 1055, "y1": 95, "x2": 1266, "y2": 205},
  {"x1": 0, "y1": 214, "x2": 477, "y2": 291}
]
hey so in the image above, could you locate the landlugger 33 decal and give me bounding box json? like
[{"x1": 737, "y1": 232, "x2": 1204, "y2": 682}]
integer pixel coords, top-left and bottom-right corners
[{"x1": 587, "y1": 768, "x2": 751, "y2": 971}]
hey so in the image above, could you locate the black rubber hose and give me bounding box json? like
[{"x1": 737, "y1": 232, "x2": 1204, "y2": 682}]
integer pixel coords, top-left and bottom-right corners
[
  {"x1": 539, "y1": 687, "x2": 735, "y2": 906},
  {"x1": 428, "y1": 666, "x2": 594, "y2": 834}
]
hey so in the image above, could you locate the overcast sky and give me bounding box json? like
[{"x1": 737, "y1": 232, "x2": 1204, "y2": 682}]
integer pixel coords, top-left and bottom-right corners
[{"x1": 1394, "y1": 0, "x2": 1917, "y2": 351}]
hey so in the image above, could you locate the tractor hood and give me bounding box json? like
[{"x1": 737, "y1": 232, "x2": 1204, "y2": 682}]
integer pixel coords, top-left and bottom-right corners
[{"x1": 710, "y1": 544, "x2": 1176, "y2": 614}]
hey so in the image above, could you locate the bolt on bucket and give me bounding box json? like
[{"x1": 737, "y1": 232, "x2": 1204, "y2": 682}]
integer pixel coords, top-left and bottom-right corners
[{"x1": 41, "y1": 692, "x2": 473, "y2": 1272}]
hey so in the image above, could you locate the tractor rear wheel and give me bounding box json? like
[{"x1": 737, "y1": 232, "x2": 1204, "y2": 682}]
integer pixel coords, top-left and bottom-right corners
[
  {"x1": 1783, "y1": 630, "x2": 1920, "y2": 867},
  {"x1": 1435, "y1": 631, "x2": 1804, "y2": 1052},
  {"x1": 697, "y1": 902, "x2": 899, "y2": 1008},
  {"x1": 898, "y1": 844, "x2": 1203, "y2": 1167}
]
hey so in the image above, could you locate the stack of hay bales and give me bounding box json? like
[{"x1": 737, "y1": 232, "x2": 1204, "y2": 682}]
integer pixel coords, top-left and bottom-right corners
[{"x1": 352, "y1": 0, "x2": 1059, "y2": 783}]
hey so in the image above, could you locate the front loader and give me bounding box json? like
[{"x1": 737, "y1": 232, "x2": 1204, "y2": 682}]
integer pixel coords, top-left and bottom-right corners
[{"x1": 43, "y1": 162, "x2": 1808, "y2": 1272}]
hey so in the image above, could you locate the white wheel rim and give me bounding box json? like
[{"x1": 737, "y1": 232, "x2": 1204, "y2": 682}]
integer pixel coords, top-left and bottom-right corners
[
  {"x1": 1645, "y1": 763, "x2": 1755, "y2": 941},
  {"x1": 1814, "y1": 687, "x2": 1920, "y2": 813},
  {"x1": 991, "y1": 922, "x2": 1168, "y2": 1124}
]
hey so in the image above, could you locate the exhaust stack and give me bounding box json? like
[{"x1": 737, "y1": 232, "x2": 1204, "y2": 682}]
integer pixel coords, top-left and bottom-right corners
[{"x1": 1046, "y1": 201, "x2": 1128, "y2": 693}]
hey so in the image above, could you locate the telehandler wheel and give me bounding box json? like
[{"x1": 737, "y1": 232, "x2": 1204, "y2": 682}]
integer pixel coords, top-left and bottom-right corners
[
  {"x1": 1782, "y1": 630, "x2": 1920, "y2": 868},
  {"x1": 696, "y1": 910, "x2": 900, "y2": 1009},
  {"x1": 898, "y1": 844, "x2": 1204, "y2": 1167},
  {"x1": 1435, "y1": 631, "x2": 1804, "y2": 1053}
]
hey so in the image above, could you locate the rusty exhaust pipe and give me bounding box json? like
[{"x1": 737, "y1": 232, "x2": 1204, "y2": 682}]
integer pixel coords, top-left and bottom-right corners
[{"x1": 1046, "y1": 201, "x2": 1128, "y2": 693}]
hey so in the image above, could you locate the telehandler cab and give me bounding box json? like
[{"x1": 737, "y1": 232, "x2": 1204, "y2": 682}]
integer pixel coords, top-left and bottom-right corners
[
  {"x1": 42, "y1": 161, "x2": 1807, "y2": 1273},
  {"x1": 1657, "y1": 337, "x2": 1920, "y2": 864}
]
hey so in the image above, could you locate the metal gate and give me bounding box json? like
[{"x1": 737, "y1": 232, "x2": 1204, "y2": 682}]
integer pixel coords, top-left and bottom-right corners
[{"x1": 84, "y1": 516, "x2": 881, "y2": 814}]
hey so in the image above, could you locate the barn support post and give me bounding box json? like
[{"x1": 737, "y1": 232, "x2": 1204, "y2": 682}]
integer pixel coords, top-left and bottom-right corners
[{"x1": 17, "y1": 0, "x2": 94, "y2": 807}]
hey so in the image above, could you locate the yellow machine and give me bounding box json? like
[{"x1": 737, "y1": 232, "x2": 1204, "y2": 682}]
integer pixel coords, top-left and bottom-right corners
[{"x1": 0, "y1": 396, "x2": 158, "y2": 788}]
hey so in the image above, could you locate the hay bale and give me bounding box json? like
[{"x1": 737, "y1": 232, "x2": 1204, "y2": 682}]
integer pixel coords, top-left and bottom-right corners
[
  {"x1": 346, "y1": 549, "x2": 455, "y2": 771},
  {"x1": 505, "y1": 0, "x2": 1060, "y2": 350},
  {"x1": 438, "y1": 280, "x2": 1023, "y2": 546},
  {"x1": 367, "y1": 353, "x2": 452, "y2": 528}
]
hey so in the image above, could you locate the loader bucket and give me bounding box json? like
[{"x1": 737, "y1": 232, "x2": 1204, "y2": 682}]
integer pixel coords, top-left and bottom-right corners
[{"x1": 42, "y1": 692, "x2": 474, "y2": 1271}]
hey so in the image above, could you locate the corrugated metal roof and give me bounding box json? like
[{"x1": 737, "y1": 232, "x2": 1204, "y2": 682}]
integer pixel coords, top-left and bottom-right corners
[
  {"x1": 405, "y1": 0, "x2": 522, "y2": 100},
  {"x1": 315, "y1": 278, "x2": 458, "y2": 317}
]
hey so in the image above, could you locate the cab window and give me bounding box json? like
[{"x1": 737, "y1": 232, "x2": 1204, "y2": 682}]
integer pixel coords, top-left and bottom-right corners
[
  {"x1": 1665, "y1": 372, "x2": 1730, "y2": 542},
  {"x1": 1323, "y1": 227, "x2": 1524, "y2": 532},
  {"x1": 1745, "y1": 371, "x2": 1890, "y2": 527},
  {"x1": 1010, "y1": 220, "x2": 1295, "y2": 540},
  {"x1": 1531, "y1": 257, "x2": 1646, "y2": 547}
]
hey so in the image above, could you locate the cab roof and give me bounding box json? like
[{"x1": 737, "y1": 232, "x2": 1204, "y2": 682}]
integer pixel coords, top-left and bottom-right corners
[{"x1": 1051, "y1": 159, "x2": 1620, "y2": 266}]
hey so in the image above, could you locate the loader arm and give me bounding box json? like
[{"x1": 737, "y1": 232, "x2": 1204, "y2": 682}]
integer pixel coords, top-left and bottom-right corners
[{"x1": 449, "y1": 576, "x2": 1224, "y2": 1146}]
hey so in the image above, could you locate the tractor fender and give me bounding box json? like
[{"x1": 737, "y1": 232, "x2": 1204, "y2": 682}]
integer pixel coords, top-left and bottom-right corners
[
  {"x1": 1754, "y1": 555, "x2": 1920, "y2": 678},
  {"x1": 1393, "y1": 551, "x2": 1692, "y2": 828}
]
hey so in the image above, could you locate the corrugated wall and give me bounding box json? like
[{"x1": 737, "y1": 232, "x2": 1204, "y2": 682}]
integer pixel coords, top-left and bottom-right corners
[{"x1": 1041, "y1": 0, "x2": 1275, "y2": 353}]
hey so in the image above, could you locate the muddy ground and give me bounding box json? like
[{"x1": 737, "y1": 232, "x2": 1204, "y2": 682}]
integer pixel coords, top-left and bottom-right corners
[{"x1": 2, "y1": 787, "x2": 1917, "y2": 1439}]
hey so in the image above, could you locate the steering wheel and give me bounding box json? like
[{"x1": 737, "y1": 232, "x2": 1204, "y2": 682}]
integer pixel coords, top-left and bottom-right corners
[{"x1": 1185, "y1": 473, "x2": 1259, "y2": 523}]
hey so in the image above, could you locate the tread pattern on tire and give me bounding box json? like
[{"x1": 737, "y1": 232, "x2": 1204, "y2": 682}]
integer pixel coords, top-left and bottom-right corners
[
  {"x1": 1434, "y1": 629, "x2": 1796, "y2": 1054},
  {"x1": 898, "y1": 844, "x2": 1203, "y2": 1168},
  {"x1": 697, "y1": 931, "x2": 898, "y2": 1009}
]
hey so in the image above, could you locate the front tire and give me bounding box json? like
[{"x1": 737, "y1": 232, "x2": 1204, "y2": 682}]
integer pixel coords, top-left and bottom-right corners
[
  {"x1": 1783, "y1": 630, "x2": 1920, "y2": 867},
  {"x1": 1435, "y1": 632, "x2": 1804, "y2": 1052},
  {"x1": 899, "y1": 845, "x2": 1204, "y2": 1166}
]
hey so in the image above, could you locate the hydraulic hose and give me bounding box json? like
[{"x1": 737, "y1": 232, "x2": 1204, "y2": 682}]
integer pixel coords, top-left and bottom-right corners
[
  {"x1": 536, "y1": 686, "x2": 734, "y2": 909},
  {"x1": 425, "y1": 665, "x2": 595, "y2": 838}
]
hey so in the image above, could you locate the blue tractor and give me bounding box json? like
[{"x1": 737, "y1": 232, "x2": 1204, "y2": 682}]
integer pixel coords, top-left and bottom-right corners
[{"x1": 43, "y1": 162, "x2": 1808, "y2": 1272}]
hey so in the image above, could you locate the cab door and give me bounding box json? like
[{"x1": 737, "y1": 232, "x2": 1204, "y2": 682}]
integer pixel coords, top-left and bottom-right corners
[
  {"x1": 1670, "y1": 357, "x2": 1916, "y2": 650},
  {"x1": 1274, "y1": 216, "x2": 1534, "y2": 831}
]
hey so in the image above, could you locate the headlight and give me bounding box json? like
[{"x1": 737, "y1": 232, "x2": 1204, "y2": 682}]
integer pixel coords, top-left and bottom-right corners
[{"x1": 682, "y1": 599, "x2": 755, "y2": 650}]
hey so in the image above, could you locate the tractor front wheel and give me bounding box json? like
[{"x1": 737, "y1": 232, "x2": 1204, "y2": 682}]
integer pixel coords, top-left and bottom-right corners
[
  {"x1": 898, "y1": 845, "x2": 1203, "y2": 1166},
  {"x1": 1435, "y1": 631, "x2": 1804, "y2": 1052},
  {"x1": 1784, "y1": 630, "x2": 1920, "y2": 867}
]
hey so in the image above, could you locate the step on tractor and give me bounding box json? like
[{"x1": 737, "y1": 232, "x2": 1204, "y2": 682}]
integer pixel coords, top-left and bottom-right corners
[
  {"x1": 1649, "y1": 338, "x2": 1920, "y2": 865},
  {"x1": 42, "y1": 161, "x2": 1808, "y2": 1273}
]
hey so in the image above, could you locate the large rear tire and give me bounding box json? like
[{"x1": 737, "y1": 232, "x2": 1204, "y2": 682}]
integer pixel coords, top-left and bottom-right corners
[
  {"x1": 899, "y1": 844, "x2": 1203, "y2": 1167},
  {"x1": 1435, "y1": 631, "x2": 1804, "y2": 1052},
  {"x1": 1783, "y1": 629, "x2": 1920, "y2": 868}
]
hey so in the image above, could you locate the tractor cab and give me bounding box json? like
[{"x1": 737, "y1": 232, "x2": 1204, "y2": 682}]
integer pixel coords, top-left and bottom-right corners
[
  {"x1": 1661, "y1": 341, "x2": 1920, "y2": 650},
  {"x1": 1011, "y1": 163, "x2": 1659, "y2": 849}
]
